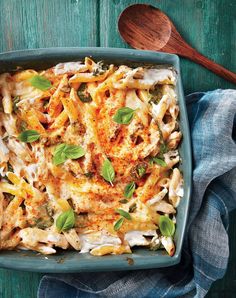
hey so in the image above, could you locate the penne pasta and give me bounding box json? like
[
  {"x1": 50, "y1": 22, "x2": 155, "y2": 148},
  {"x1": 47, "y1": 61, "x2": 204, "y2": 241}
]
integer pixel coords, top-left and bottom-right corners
[{"x1": 0, "y1": 58, "x2": 183, "y2": 257}]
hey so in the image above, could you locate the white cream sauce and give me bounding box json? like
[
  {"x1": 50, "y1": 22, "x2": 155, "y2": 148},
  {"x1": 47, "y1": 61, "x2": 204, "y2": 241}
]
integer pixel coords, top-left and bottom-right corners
[
  {"x1": 53, "y1": 62, "x2": 86, "y2": 75},
  {"x1": 142, "y1": 68, "x2": 175, "y2": 85},
  {"x1": 148, "y1": 188, "x2": 168, "y2": 206},
  {"x1": 0, "y1": 137, "x2": 9, "y2": 162},
  {"x1": 124, "y1": 230, "x2": 157, "y2": 247},
  {"x1": 79, "y1": 231, "x2": 121, "y2": 253}
]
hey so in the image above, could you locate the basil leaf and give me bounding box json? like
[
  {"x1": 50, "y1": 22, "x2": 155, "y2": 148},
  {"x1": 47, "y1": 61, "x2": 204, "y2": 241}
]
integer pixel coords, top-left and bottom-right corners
[
  {"x1": 116, "y1": 209, "x2": 131, "y2": 220},
  {"x1": 53, "y1": 143, "x2": 85, "y2": 165},
  {"x1": 159, "y1": 215, "x2": 175, "y2": 237},
  {"x1": 114, "y1": 217, "x2": 124, "y2": 231},
  {"x1": 137, "y1": 165, "x2": 146, "y2": 177},
  {"x1": 56, "y1": 209, "x2": 75, "y2": 232},
  {"x1": 160, "y1": 143, "x2": 168, "y2": 155},
  {"x1": 28, "y1": 75, "x2": 52, "y2": 91},
  {"x1": 113, "y1": 107, "x2": 135, "y2": 125},
  {"x1": 129, "y1": 203, "x2": 137, "y2": 213},
  {"x1": 101, "y1": 158, "x2": 115, "y2": 184},
  {"x1": 124, "y1": 181, "x2": 136, "y2": 198},
  {"x1": 53, "y1": 143, "x2": 68, "y2": 165},
  {"x1": 64, "y1": 145, "x2": 85, "y2": 159},
  {"x1": 18, "y1": 130, "x2": 40, "y2": 143},
  {"x1": 149, "y1": 157, "x2": 167, "y2": 167},
  {"x1": 77, "y1": 83, "x2": 92, "y2": 103}
]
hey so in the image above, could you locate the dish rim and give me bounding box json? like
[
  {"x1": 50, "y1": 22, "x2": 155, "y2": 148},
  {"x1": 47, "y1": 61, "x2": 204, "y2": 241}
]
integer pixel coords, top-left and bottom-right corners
[{"x1": 0, "y1": 47, "x2": 192, "y2": 272}]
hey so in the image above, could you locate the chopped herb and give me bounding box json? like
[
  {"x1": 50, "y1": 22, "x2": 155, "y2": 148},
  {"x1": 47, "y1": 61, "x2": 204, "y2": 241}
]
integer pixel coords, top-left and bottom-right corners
[
  {"x1": 160, "y1": 143, "x2": 168, "y2": 155},
  {"x1": 77, "y1": 83, "x2": 92, "y2": 103},
  {"x1": 149, "y1": 87, "x2": 163, "y2": 104},
  {"x1": 53, "y1": 143, "x2": 85, "y2": 165},
  {"x1": 159, "y1": 215, "x2": 175, "y2": 237},
  {"x1": 7, "y1": 162, "x2": 14, "y2": 172},
  {"x1": 116, "y1": 209, "x2": 131, "y2": 220},
  {"x1": 2, "y1": 135, "x2": 9, "y2": 142},
  {"x1": 84, "y1": 172, "x2": 94, "y2": 178},
  {"x1": 114, "y1": 217, "x2": 124, "y2": 231},
  {"x1": 56, "y1": 209, "x2": 75, "y2": 232},
  {"x1": 18, "y1": 130, "x2": 40, "y2": 143},
  {"x1": 19, "y1": 121, "x2": 27, "y2": 132},
  {"x1": 28, "y1": 75, "x2": 52, "y2": 91},
  {"x1": 119, "y1": 199, "x2": 128, "y2": 204},
  {"x1": 131, "y1": 162, "x2": 148, "y2": 179},
  {"x1": 92, "y1": 60, "x2": 109, "y2": 76},
  {"x1": 124, "y1": 181, "x2": 136, "y2": 199},
  {"x1": 149, "y1": 157, "x2": 167, "y2": 167},
  {"x1": 149, "y1": 142, "x2": 168, "y2": 166},
  {"x1": 13, "y1": 96, "x2": 20, "y2": 112},
  {"x1": 101, "y1": 158, "x2": 115, "y2": 185},
  {"x1": 113, "y1": 107, "x2": 135, "y2": 125},
  {"x1": 129, "y1": 203, "x2": 137, "y2": 213},
  {"x1": 35, "y1": 218, "x2": 53, "y2": 229}
]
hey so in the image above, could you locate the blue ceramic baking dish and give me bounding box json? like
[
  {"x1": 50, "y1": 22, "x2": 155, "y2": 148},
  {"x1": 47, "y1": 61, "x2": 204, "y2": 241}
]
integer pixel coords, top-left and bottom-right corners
[{"x1": 0, "y1": 47, "x2": 192, "y2": 272}]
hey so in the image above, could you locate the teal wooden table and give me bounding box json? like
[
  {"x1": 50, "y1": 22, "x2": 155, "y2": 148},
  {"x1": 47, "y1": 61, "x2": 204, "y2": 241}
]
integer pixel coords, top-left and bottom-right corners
[{"x1": 0, "y1": 0, "x2": 235, "y2": 297}]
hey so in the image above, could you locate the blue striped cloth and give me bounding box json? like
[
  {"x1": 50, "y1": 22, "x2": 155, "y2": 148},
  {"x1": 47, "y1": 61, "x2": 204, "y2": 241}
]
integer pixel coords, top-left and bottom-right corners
[{"x1": 38, "y1": 90, "x2": 236, "y2": 298}]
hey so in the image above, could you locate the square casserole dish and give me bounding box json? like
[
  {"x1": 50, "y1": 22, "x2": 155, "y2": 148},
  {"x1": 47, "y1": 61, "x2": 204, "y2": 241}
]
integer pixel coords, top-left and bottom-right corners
[{"x1": 0, "y1": 47, "x2": 192, "y2": 272}]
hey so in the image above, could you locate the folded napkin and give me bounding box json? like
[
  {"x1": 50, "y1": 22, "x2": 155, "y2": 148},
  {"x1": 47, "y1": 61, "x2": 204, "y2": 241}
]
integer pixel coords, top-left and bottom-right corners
[{"x1": 38, "y1": 90, "x2": 236, "y2": 298}]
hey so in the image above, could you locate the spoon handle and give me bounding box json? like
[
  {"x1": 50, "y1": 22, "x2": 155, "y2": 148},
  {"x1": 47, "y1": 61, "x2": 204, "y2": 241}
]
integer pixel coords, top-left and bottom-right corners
[{"x1": 182, "y1": 47, "x2": 236, "y2": 84}]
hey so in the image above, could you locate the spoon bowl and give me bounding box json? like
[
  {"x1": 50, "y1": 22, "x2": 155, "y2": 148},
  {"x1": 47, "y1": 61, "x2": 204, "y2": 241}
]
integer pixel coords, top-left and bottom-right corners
[
  {"x1": 118, "y1": 4, "x2": 236, "y2": 84},
  {"x1": 119, "y1": 5, "x2": 173, "y2": 52}
]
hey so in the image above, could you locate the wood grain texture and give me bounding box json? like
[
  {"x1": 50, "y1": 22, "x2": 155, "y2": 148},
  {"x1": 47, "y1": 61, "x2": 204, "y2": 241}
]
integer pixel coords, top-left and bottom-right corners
[
  {"x1": 118, "y1": 4, "x2": 236, "y2": 84},
  {"x1": 100, "y1": 0, "x2": 236, "y2": 94},
  {"x1": 0, "y1": 0, "x2": 99, "y2": 51},
  {"x1": 0, "y1": 270, "x2": 43, "y2": 298},
  {"x1": 0, "y1": 0, "x2": 235, "y2": 297}
]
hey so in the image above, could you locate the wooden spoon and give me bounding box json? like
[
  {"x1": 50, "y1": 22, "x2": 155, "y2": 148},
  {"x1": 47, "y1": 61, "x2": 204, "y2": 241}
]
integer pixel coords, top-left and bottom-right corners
[{"x1": 118, "y1": 4, "x2": 236, "y2": 84}]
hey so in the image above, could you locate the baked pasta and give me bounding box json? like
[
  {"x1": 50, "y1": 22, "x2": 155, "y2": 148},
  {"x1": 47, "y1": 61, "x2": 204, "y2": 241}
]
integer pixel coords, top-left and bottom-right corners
[{"x1": 0, "y1": 58, "x2": 183, "y2": 256}]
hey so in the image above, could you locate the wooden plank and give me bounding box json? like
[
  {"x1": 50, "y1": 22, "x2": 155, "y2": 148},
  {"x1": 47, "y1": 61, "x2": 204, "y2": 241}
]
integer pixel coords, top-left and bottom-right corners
[
  {"x1": 0, "y1": 269, "x2": 43, "y2": 298},
  {"x1": 0, "y1": 1, "x2": 98, "y2": 298},
  {"x1": 100, "y1": 1, "x2": 236, "y2": 295},
  {"x1": 0, "y1": 0, "x2": 235, "y2": 297},
  {"x1": 0, "y1": 0, "x2": 99, "y2": 51},
  {"x1": 100, "y1": 0, "x2": 236, "y2": 94}
]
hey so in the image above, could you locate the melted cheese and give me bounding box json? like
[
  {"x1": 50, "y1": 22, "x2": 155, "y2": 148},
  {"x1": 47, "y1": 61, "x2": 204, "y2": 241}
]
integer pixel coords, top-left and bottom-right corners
[
  {"x1": 0, "y1": 59, "x2": 183, "y2": 256},
  {"x1": 0, "y1": 138, "x2": 9, "y2": 162},
  {"x1": 142, "y1": 68, "x2": 175, "y2": 85},
  {"x1": 53, "y1": 62, "x2": 87, "y2": 75},
  {"x1": 124, "y1": 230, "x2": 157, "y2": 247},
  {"x1": 79, "y1": 231, "x2": 121, "y2": 253}
]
